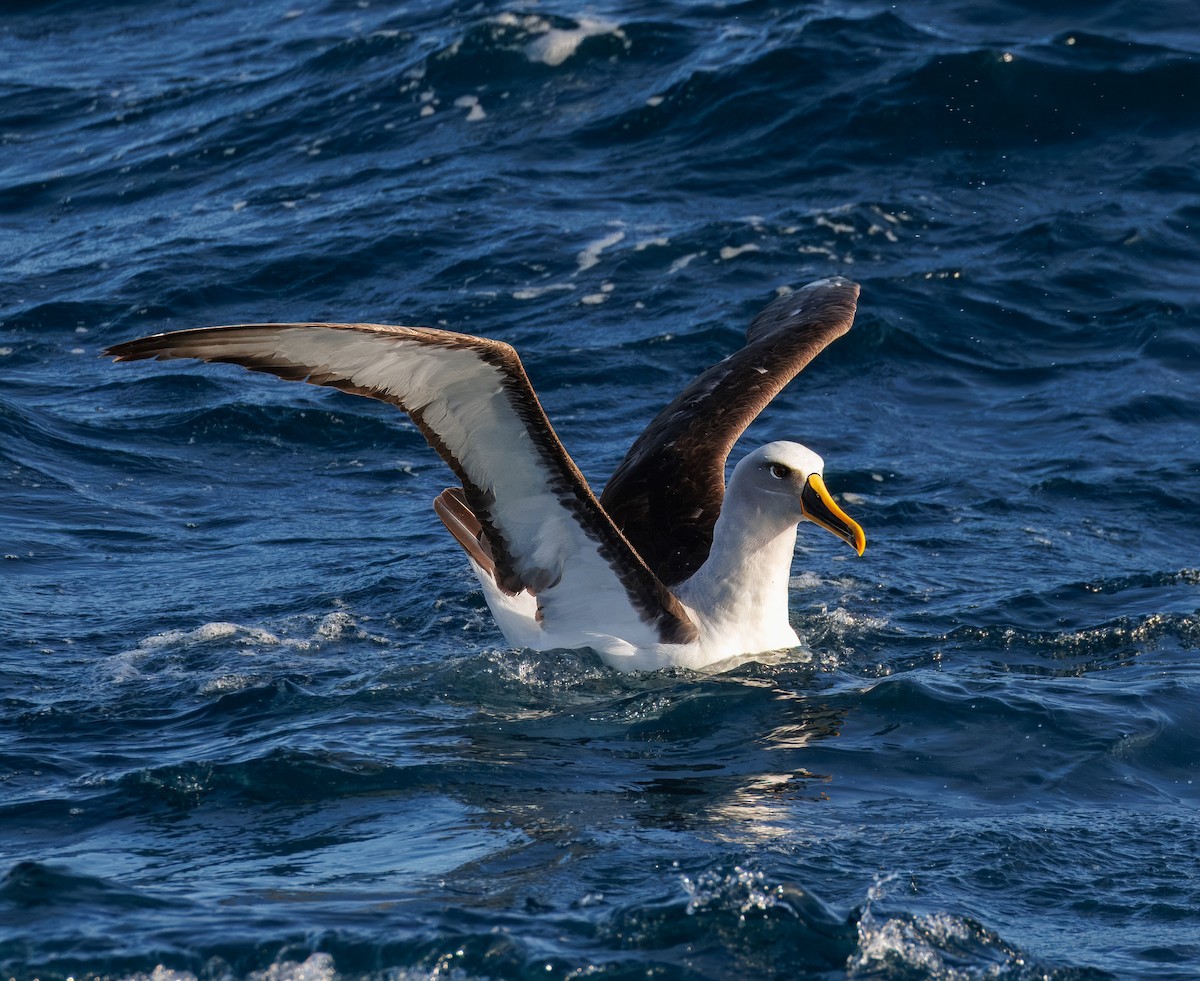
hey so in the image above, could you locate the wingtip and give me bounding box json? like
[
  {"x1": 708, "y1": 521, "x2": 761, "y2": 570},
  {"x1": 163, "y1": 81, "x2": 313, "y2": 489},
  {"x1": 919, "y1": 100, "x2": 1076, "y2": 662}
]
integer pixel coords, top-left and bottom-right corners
[
  {"x1": 103, "y1": 333, "x2": 172, "y2": 362},
  {"x1": 795, "y1": 275, "x2": 861, "y2": 305},
  {"x1": 103, "y1": 342, "x2": 139, "y2": 362},
  {"x1": 744, "y1": 276, "x2": 861, "y2": 346}
]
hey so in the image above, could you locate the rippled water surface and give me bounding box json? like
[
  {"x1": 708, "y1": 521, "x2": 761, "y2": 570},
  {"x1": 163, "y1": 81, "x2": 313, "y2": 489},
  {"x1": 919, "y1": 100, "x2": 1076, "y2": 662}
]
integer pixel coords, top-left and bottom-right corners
[{"x1": 3, "y1": 1, "x2": 1199, "y2": 978}]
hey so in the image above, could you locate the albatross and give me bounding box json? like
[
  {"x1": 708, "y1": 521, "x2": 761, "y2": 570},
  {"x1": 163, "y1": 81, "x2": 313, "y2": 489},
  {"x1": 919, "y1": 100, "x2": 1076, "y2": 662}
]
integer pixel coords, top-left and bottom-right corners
[{"x1": 106, "y1": 276, "x2": 866, "y2": 671}]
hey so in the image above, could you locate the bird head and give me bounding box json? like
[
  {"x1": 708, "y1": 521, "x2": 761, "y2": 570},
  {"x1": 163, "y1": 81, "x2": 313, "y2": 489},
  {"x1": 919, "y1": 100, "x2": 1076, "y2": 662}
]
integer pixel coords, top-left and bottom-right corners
[{"x1": 734, "y1": 441, "x2": 866, "y2": 555}]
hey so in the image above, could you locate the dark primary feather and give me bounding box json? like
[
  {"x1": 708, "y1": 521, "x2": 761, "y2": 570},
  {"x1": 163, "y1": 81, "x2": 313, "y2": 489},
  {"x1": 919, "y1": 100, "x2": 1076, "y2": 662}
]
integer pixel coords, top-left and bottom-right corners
[{"x1": 599, "y1": 277, "x2": 860, "y2": 587}]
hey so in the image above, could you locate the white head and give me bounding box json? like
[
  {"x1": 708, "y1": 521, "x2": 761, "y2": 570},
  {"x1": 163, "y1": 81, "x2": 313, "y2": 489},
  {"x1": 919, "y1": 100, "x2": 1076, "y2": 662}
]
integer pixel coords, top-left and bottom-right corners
[{"x1": 728, "y1": 440, "x2": 865, "y2": 554}]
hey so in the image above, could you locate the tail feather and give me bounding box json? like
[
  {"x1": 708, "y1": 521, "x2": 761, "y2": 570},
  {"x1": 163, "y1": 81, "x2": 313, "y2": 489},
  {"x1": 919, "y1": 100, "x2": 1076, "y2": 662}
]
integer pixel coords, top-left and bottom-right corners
[{"x1": 433, "y1": 487, "x2": 520, "y2": 596}]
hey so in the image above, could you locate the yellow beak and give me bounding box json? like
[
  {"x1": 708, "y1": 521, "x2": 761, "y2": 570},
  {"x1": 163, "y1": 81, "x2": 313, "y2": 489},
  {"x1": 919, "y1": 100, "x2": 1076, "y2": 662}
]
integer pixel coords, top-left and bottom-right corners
[{"x1": 800, "y1": 474, "x2": 866, "y2": 556}]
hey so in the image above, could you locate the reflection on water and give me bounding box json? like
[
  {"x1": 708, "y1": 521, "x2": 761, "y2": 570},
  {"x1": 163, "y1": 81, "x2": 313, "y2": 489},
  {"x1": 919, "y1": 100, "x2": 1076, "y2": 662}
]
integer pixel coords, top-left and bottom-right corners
[{"x1": 434, "y1": 663, "x2": 851, "y2": 847}]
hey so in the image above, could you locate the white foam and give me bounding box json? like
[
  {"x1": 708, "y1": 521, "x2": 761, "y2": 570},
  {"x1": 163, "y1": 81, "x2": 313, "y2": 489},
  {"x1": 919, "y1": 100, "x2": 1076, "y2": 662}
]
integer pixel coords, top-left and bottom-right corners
[
  {"x1": 790, "y1": 571, "x2": 825, "y2": 590},
  {"x1": 824, "y1": 606, "x2": 886, "y2": 631},
  {"x1": 513, "y1": 283, "x2": 575, "y2": 300},
  {"x1": 315, "y1": 610, "x2": 357, "y2": 640},
  {"x1": 248, "y1": 953, "x2": 336, "y2": 981},
  {"x1": 797, "y1": 244, "x2": 838, "y2": 259},
  {"x1": 453, "y1": 94, "x2": 486, "y2": 121},
  {"x1": 121, "y1": 954, "x2": 339, "y2": 981},
  {"x1": 581, "y1": 281, "x2": 615, "y2": 304},
  {"x1": 517, "y1": 15, "x2": 626, "y2": 67},
  {"x1": 634, "y1": 236, "x2": 669, "y2": 251},
  {"x1": 669, "y1": 251, "x2": 703, "y2": 273},
  {"x1": 199, "y1": 673, "x2": 259, "y2": 695},
  {"x1": 815, "y1": 214, "x2": 855, "y2": 235},
  {"x1": 119, "y1": 966, "x2": 199, "y2": 981},
  {"x1": 576, "y1": 228, "x2": 625, "y2": 271},
  {"x1": 681, "y1": 866, "x2": 782, "y2": 917},
  {"x1": 719, "y1": 243, "x2": 760, "y2": 260},
  {"x1": 136, "y1": 621, "x2": 249, "y2": 649},
  {"x1": 849, "y1": 909, "x2": 1020, "y2": 980},
  {"x1": 121, "y1": 618, "x2": 334, "y2": 662}
]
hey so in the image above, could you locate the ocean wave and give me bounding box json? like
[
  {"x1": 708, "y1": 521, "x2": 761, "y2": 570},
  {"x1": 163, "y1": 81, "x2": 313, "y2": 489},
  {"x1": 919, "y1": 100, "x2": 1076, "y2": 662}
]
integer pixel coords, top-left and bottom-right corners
[{"x1": 5, "y1": 1, "x2": 1200, "y2": 978}]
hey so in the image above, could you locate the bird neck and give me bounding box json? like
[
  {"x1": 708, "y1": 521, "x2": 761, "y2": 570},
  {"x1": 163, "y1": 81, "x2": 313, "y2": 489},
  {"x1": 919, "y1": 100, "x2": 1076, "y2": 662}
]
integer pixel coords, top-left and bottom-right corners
[{"x1": 675, "y1": 499, "x2": 799, "y2": 643}]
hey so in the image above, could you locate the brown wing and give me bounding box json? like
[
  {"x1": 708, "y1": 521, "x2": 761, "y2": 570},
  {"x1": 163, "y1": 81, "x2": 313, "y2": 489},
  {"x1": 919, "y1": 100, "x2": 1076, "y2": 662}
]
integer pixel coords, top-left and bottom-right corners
[
  {"x1": 599, "y1": 277, "x2": 860, "y2": 586},
  {"x1": 107, "y1": 322, "x2": 697, "y2": 645}
]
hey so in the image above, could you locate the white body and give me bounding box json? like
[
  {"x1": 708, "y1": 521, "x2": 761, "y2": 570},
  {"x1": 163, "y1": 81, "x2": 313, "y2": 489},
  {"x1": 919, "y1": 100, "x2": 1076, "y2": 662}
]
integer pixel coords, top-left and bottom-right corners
[{"x1": 468, "y1": 442, "x2": 827, "y2": 671}]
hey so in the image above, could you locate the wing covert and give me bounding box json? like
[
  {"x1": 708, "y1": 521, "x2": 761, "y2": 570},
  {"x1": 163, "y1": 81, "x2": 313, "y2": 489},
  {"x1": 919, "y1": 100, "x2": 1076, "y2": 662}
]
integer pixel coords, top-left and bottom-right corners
[{"x1": 599, "y1": 278, "x2": 860, "y2": 586}]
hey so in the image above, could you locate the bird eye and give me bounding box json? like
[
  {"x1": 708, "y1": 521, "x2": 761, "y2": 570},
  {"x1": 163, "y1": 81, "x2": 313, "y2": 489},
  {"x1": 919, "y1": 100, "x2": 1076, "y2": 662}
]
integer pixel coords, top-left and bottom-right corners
[{"x1": 769, "y1": 463, "x2": 791, "y2": 479}]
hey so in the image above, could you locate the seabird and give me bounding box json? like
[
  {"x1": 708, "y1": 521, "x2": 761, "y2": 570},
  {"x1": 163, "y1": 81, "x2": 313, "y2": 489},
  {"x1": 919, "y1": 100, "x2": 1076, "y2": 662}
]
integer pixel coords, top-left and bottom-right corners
[{"x1": 106, "y1": 277, "x2": 866, "y2": 671}]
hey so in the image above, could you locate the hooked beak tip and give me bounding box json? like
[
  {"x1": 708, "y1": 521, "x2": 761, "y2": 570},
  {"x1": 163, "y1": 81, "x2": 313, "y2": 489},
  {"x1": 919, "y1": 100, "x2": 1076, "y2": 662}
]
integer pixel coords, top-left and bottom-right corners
[{"x1": 801, "y1": 473, "x2": 866, "y2": 557}]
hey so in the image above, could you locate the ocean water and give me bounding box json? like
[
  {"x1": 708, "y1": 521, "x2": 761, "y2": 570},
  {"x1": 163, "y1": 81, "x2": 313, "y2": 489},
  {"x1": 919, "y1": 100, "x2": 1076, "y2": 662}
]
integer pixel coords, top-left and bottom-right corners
[{"x1": 2, "y1": 0, "x2": 1199, "y2": 978}]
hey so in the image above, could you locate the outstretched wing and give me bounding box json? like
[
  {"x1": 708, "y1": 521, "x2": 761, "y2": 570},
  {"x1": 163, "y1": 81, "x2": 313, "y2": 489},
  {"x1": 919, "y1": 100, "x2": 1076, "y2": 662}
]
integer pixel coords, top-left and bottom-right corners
[
  {"x1": 599, "y1": 277, "x2": 860, "y2": 586},
  {"x1": 106, "y1": 323, "x2": 697, "y2": 646}
]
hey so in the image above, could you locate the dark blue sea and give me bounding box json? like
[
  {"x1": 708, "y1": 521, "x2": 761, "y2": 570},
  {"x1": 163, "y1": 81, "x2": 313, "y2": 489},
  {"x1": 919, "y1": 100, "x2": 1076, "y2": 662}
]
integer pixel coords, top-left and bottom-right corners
[{"x1": 3, "y1": 1, "x2": 1199, "y2": 978}]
